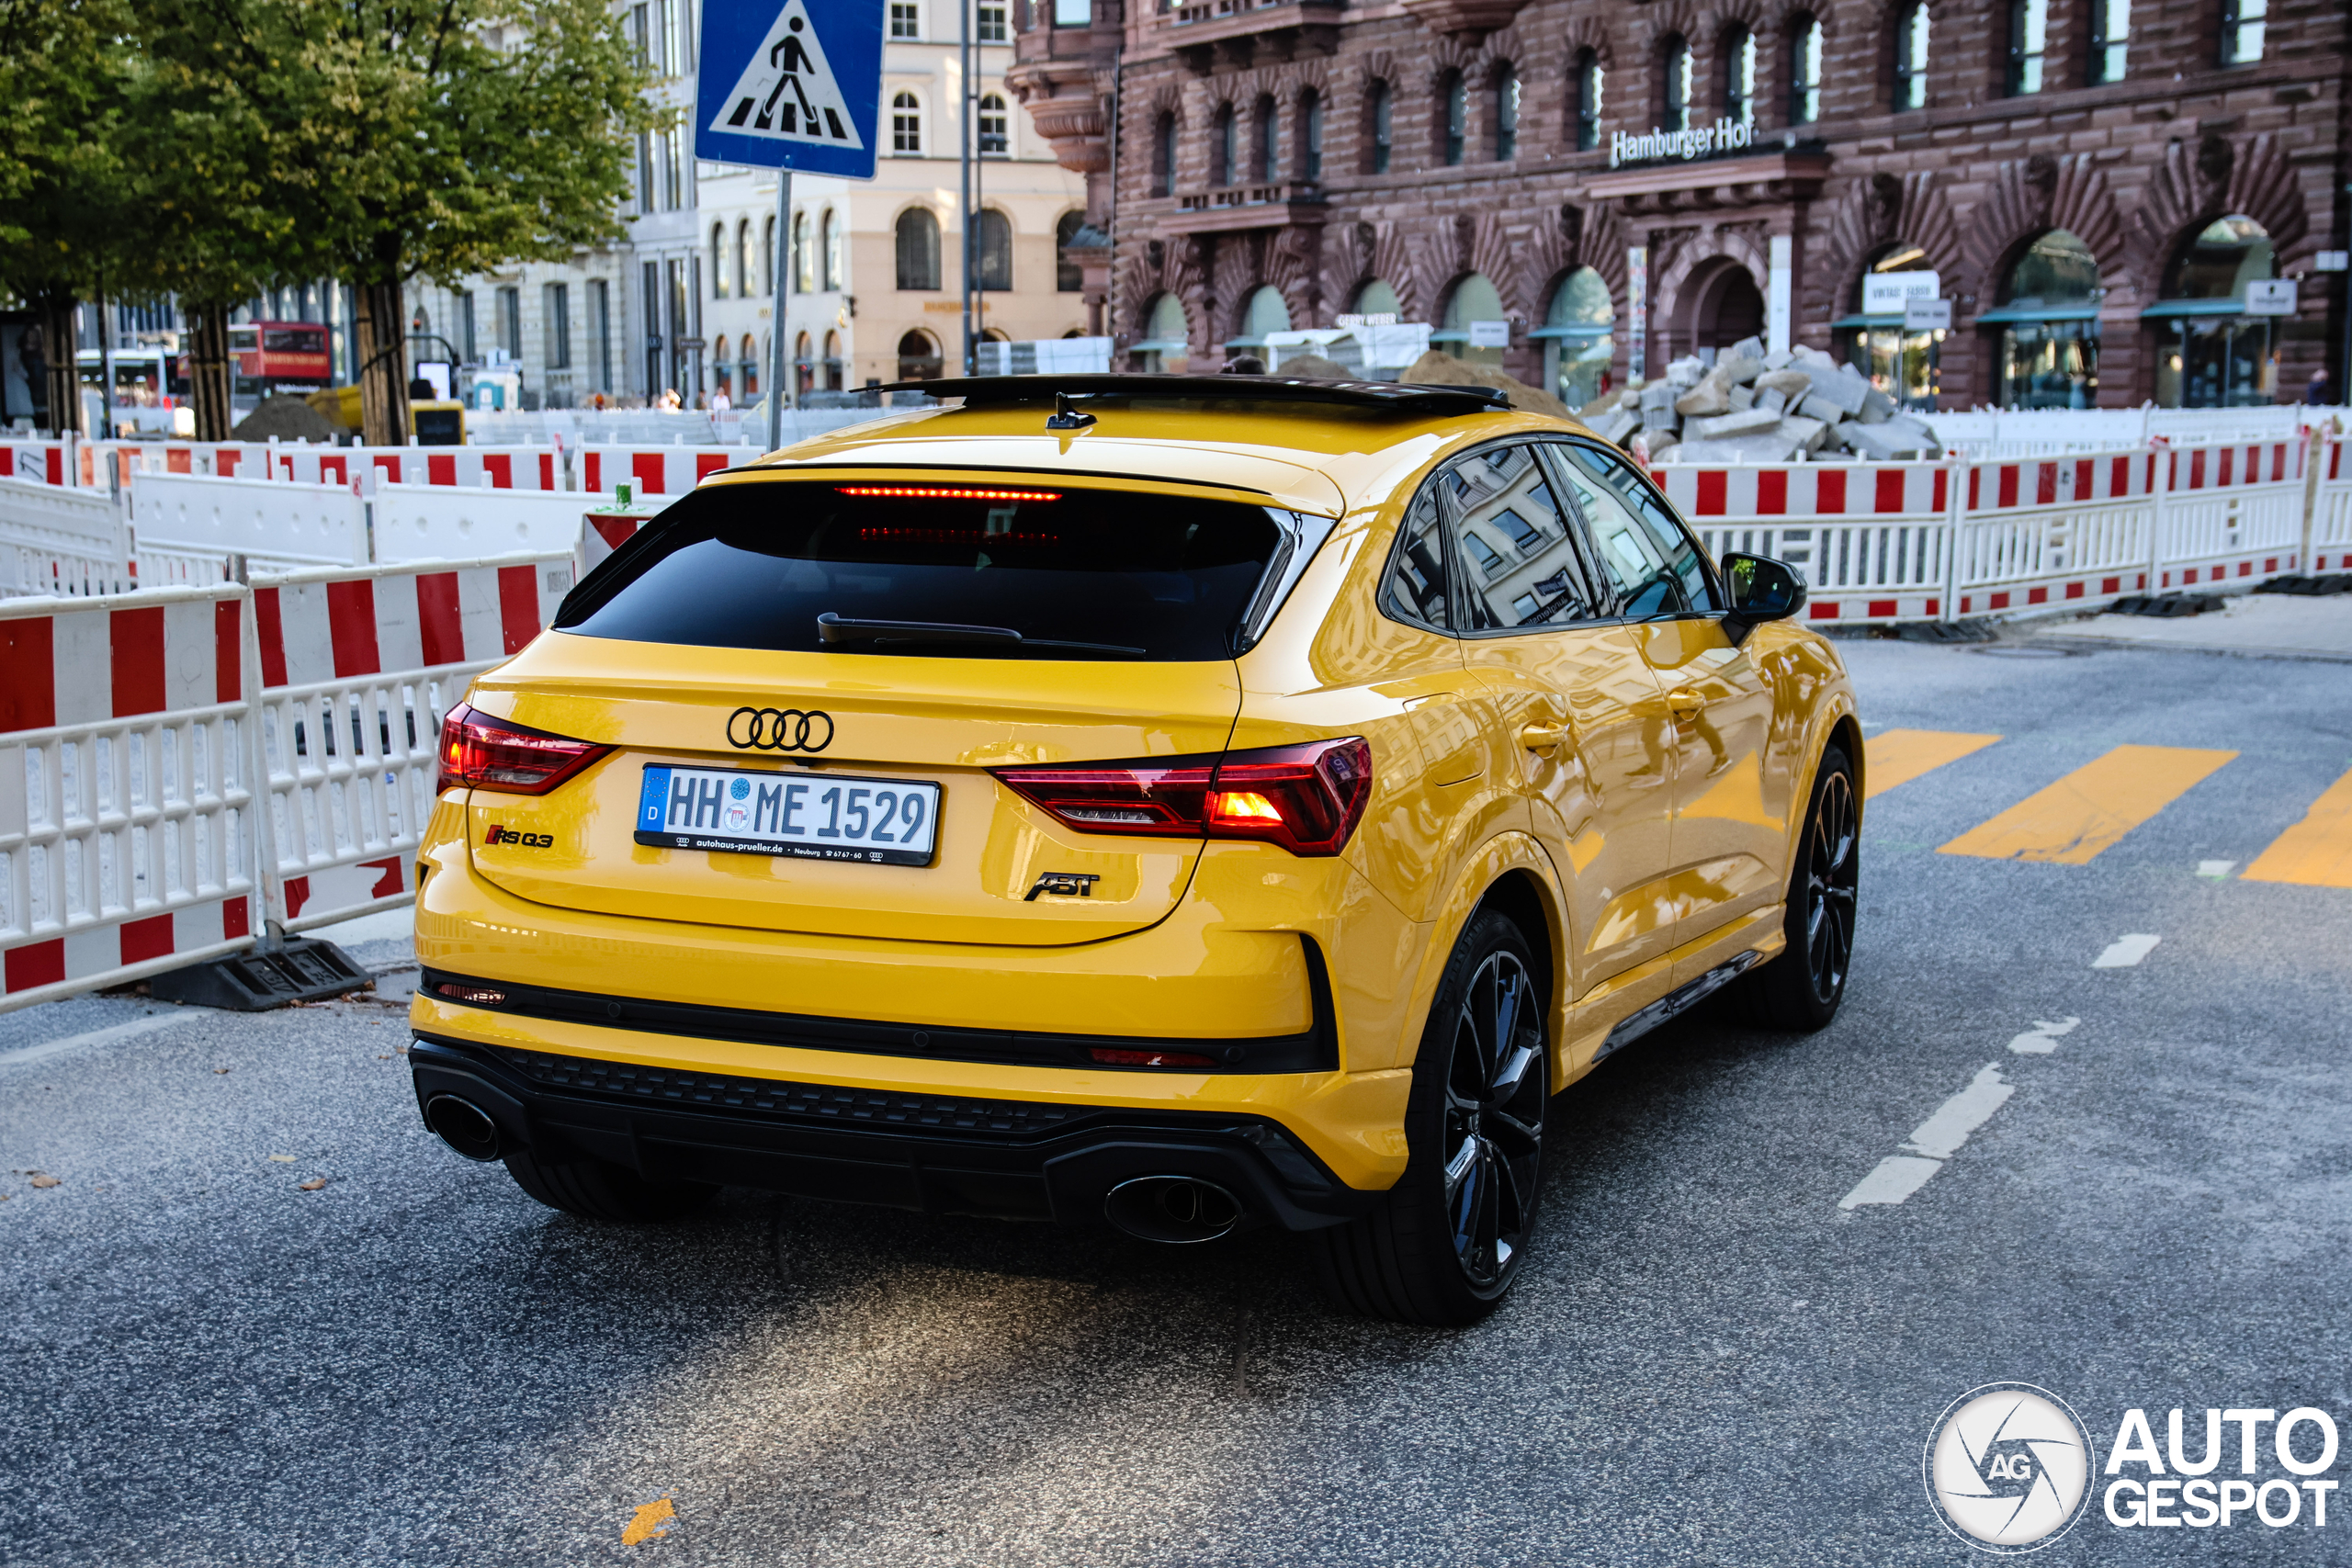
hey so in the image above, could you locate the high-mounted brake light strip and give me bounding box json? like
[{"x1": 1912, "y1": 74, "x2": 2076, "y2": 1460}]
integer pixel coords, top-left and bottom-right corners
[{"x1": 836, "y1": 485, "x2": 1060, "y2": 502}]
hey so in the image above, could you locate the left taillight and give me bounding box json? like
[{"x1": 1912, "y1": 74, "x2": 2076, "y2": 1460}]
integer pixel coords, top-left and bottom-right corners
[
  {"x1": 437, "y1": 702, "x2": 611, "y2": 795},
  {"x1": 992, "y1": 737, "x2": 1372, "y2": 857}
]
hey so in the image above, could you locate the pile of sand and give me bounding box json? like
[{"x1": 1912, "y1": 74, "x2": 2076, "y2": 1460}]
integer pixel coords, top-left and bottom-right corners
[
  {"x1": 232, "y1": 395, "x2": 341, "y2": 444},
  {"x1": 1396, "y1": 351, "x2": 1575, "y2": 421}
]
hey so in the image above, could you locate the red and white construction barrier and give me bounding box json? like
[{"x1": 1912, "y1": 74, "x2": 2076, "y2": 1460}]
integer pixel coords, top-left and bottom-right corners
[{"x1": 581, "y1": 444, "x2": 749, "y2": 497}]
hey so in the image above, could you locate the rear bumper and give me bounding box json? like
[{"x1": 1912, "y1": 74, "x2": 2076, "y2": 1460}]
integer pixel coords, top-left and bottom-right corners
[{"x1": 410, "y1": 1034, "x2": 1380, "y2": 1232}]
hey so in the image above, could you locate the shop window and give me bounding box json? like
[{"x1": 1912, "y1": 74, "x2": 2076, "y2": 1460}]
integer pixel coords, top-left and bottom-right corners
[
  {"x1": 1151, "y1": 112, "x2": 1176, "y2": 197},
  {"x1": 1369, "y1": 80, "x2": 1393, "y2": 173},
  {"x1": 896, "y1": 209, "x2": 941, "y2": 291},
  {"x1": 1441, "y1": 71, "x2": 1466, "y2": 165},
  {"x1": 1441, "y1": 273, "x2": 1507, "y2": 368},
  {"x1": 1541, "y1": 267, "x2": 1614, "y2": 411},
  {"x1": 1301, "y1": 90, "x2": 1323, "y2": 180},
  {"x1": 1843, "y1": 246, "x2": 1940, "y2": 411},
  {"x1": 1056, "y1": 211, "x2": 1085, "y2": 292},
  {"x1": 1231, "y1": 285, "x2": 1291, "y2": 355},
  {"x1": 1136, "y1": 292, "x2": 1190, "y2": 373},
  {"x1": 1790, "y1": 17, "x2": 1823, "y2": 123},
  {"x1": 1724, "y1": 29, "x2": 1756, "y2": 128},
  {"x1": 975, "y1": 209, "x2": 1012, "y2": 292},
  {"x1": 2221, "y1": 0, "x2": 2263, "y2": 64},
  {"x1": 897, "y1": 330, "x2": 943, "y2": 380},
  {"x1": 1894, "y1": 2, "x2": 1930, "y2": 110},
  {"x1": 795, "y1": 331, "x2": 814, "y2": 395},
  {"x1": 1662, "y1": 37, "x2": 1693, "y2": 133},
  {"x1": 1574, "y1": 51, "x2": 1604, "y2": 151},
  {"x1": 1495, "y1": 68, "x2": 1520, "y2": 160},
  {"x1": 823, "y1": 331, "x2": 843, "y2": 392},
  {"x1": 1256, "y1": 96, "x2": 1280, "y2": 183},
  {"x1": 2007, "y1": 0, "x2": 2048, "y2": 95},
  {"x1": 2089, "y1": 0, "x2": 2128, "y2": 83},
  {"x1": 1993, "y1": 229, "x2": 2102, "y2": 409},
  {"x1": 1213, "y1": 103, "x2": 1236, "y2": 186},
  {"x1": 2151, "y1": 216, "x2": 2277, "y2": 408}
]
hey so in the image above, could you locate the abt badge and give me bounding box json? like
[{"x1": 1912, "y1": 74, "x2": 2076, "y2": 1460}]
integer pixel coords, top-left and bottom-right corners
[
  {"x1": 1025, "y1": 872, "x2": 1101, "y2": 901},
  {"x1": 483, "y1": 825, "x2": 554, "y2": 849}
]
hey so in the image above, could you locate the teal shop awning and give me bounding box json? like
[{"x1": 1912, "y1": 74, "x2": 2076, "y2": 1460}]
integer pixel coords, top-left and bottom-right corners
[
  {"x1": 1527, "y1": 324, "x2": 1613, "y2": 341},
  {"x1": 1974, "y1": 303, "x2": 2101, "y2": 324},
  {"x1": 2141, "y1": 298, "x2": 2263, "y2": 319},
  {"x1": 1125, "y1": 338, "x2": 1189, "y2": 353},
  {"x1": 1829, "y1": 312, "x2": 1905, "y2": 330}
]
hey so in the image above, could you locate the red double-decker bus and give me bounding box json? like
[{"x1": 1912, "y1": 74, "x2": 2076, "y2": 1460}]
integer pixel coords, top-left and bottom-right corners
[{"x1": 177, "y1": 321, "x2": 334, "y2": 394}]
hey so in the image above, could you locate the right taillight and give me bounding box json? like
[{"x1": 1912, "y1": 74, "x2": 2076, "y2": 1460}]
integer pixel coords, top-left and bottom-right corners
[
  {"x1": 993, "y1": 737, "x2": 1371, "y2": 857},
  {"x1": 437, "y1": 702, "x2": 611, "y2": 795}
]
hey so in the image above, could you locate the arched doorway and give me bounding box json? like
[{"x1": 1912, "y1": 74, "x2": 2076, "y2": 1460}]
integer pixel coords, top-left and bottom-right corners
[
  {"x1": 1227, "y1": 285, "x2": 1292, "y2": 362},
  {"x1": 1440, "y1": 274, "x2": 1507, "y2": 367},
  {"x1": 1682, "y1": 259, "x2": 1765, "y2": 358},
  {"x1": 896, "y1": 329, "x2": 942, "y2": 381},
  {"x1": 1985, "y1": 229, "x2": 2102, "y2": 408},
  {"x1": 1538, "y1": 267, "x2": 1613, "y2": 410},
  {"x1": 1133, "y1": 293, "x2": 1191, "y2": 373},
  {"x1": 2149, "y1": 217, "x2": 2277, "y2": 408}
]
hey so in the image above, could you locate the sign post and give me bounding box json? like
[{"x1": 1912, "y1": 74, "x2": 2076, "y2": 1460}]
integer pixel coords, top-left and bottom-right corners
[{"x1": 696, "y1": 0, "x2": 885, "y2": 451}]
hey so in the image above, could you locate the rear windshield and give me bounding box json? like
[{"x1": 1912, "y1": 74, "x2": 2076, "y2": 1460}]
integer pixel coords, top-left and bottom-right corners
[{"x1": 555, "y1": 480, "x2": 1284, "y2": 660}]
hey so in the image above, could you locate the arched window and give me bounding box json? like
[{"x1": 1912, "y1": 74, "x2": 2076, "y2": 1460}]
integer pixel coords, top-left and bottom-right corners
[
  {"x1": 2007, "y1": 0, "x2": 2048, "y2": 94},
  {"x1": 2221, "y1": 0, "x2": 2263, "y2": 65},
  {"x1": 979, "y1": 93, "x2": 1009, "y2": 157},
  {"x1": 1995, "y1": 229, "x2": 2102, "y2": 408},
  {"x1": 1056, "y1": 211, "x2": 1085, "y2": 292},
  {"x1": 822, "y1": 329, "x2": 843, "y2": 391},
  {"x1": 1494, "y1": 67, "x2": 1519, "y2": 160},
  {"x1": 1301, "y1": 89, "x2": 1323, "y2": 180},
  {"x1": 1542, "y1": 267, "x2": 1615, "y2": 410},
  {"x1": 820, "y1": 209, "x2": 841, "y2": 290},
  {"x1": 793, "y1": 211, "x2": 813, "y2": 293},
  {"x1": 892, "y1": 90, "x2": 922, "y2": 153},
  {"x1": 711, "y1": 334, "x2": 730, "y2": 394},
  {"x1": 795, "y1": 330, "x2": 814, "y2": 394},
  {"x1": 2154, "y1": 216, "x2": 2277, "y2": 408},
  {"x1": 975, "y1": 209, "x2": 1012, "y2": 292},
  {"x1": 897, "y1": 329, "x2": 943, "y2": 380},
  {"x1": 1231, "y1": 284, "x2": 1291, "y2": 353},
  {"x1": 1790, "y1": 17, "x2": 1824, "y2": 124},
  {"x1": 1847, "y1": 245, "x2": 1939, "y2": 407},
  {"x1": 1662, "y1": 36, "x2": 1693, "y2": 132},
  {"x1": 741, "y1": 336, "x2": 758, "y2": 398},
  {"x1": 1724, "y1": 28, "x2": 1756, "y2": 126},
  {"x1": 762, "y1": 215, "x2": 775, "y2": 295},
  {"x1": 1440, "y1": 70, "x2": 1465, "y2": 165},
  {"x1": 1213, "y1": 102, "x2": 1236, "y2": 186},
  {"x1": 1252, "y1": 96, "x2": 1277, "y2": 183},
  {"x1": 735, "y1": 220, "x2": 752, "y2": 299},
  {"x1": 1136, "y1": 292, "x2": 1191, "y2": 373},
  {"x1": 1894, "y1": 3, "x2": 1930, "y2": 110},
  {"x1": 1574, "y1": 51, "x2": 1604, "y2": 151},
  {"x1": 2090, "y1": 0, "x2": 2129, "y2": 83},
  {"x1": 1441, "y1": 273, "x2": 1507, "y2": 366},
  {"x1": 896, "y1": 208, "x2": 941, "y2": 290},
  {"x1": 1151, "y1": 111, "x2": 1176, "y2": 197},
  {"x1": 711, "y1": 224, "x2": 730, "y2": 299}
]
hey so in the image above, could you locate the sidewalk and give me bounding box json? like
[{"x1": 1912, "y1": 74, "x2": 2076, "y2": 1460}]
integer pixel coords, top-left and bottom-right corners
[{"x1": 2035, "y1": 592, "x2": 2352, "y2": 661}]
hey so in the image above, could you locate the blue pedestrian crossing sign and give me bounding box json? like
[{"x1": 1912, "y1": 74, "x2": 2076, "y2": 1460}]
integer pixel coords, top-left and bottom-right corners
[{"x1": 695, "y1": 0, "x2": 882, "y2": 178}]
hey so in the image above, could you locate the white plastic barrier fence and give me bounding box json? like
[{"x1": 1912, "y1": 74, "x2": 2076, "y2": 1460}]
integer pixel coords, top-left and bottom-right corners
[
  {"x1": 130, "y1": 472, "x2": 370, "y2": 583},
  {"x1": 0, "y1": 584, "x2": 261, "y2": 1008},
  {"x1": 0, "y1": 477, "x2": 135, "y2": 599},
  {"x1": 369, "y1": 481, "x2": 602, "y2": 564},
  {"x1": 2315, "y1": 434, "x2": 2352, "y2": 573}
]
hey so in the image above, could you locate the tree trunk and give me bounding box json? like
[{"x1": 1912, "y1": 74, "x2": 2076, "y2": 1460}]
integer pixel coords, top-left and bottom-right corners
[
  {"x1": 187, "y1": 302, "x2": 235, "y2": 443},
  {"x1": 354, "y1": 281, "x2": 411, "y2": 448},
  {"x1": 35, "y1": 293, "x2": 83, "y2": 437}
]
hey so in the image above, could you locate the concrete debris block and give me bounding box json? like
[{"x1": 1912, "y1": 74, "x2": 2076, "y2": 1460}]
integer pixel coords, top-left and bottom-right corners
[
  {"x1": 1674, "y1": 375, "x2": 1733, "y2": 418},
  {"x1": 1800, "y1": 365, "x2": 1870, "y2": 416},
  {"x1": 1762, "y1": 349, "x2": 1795, "y2": 371},
  {"x1": 1859, "y1": 387, "x2": 1896, "y2": 424},
  {"x1": 1645, "y1": 432, "x2": 1680, "y2": 462},
  {"x1": 1666, "y1": 355, "x2": 1706, "y2": 388},
  {"x1": 1639, "y1": 380, "x2": 1679, "y2": 412},
  {"x1": 1729, "y1": 385, "x2": 1755, "y2": 412},
  {"x1": 1775, "y1": 415, "x2": 1829, "y2": 453},
  {"x1": 1754, "y1": 369, "x2": 1812, "y2": 399},
  {"x1": 1838, "y1": 360, "x2": 1869, "y2": 383},
  {"x1": 1673, "y1": 434, "x2": 1803, "y2": 464},
  {"x1": 1792, "y1": 344, "x2": 1838, "y2": 369},
  {"x1": 1840, "y1": 422, "x2": 1929, "y2": 460},
  {"x1": 1644, "y1": 400, "x2": 1680, "y2": 430},
  {"x1": 1689, "y1": 408, "x2": 1784, "y2": 440},
  {"x1": 1816, "y1": 423, "x2": 1849, "y2": 453},
  {"x1": 1728, "y1": 336, "x2": 1766, "y2": 363},
  {"x1": 1589, "y1": 408, "x2": 1640, "y2": 445},
  {"x1": 1718, "y1": 355, "x2": 1766, "y2": 386},
  {"x1": 1756, "y1": 387, "x2": 1788, "y2": 415},
  {"x1": 1578, "y1": 388, "x2": 1634, "y2": 419},
  {"x1": 1798, "y1": 390, "x2": 1852, "y2": 425},
  {"x1": 1884, "y1": 414, "x2": 1942, "y2": 453}
]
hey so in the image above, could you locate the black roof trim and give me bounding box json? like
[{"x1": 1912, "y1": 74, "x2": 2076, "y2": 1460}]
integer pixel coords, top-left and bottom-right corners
[{"x1": 876, "y1": 373, "x2": 1512, "y2": 416}]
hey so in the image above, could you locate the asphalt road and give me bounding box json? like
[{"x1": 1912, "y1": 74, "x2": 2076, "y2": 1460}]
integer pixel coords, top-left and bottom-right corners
[{"x1": 5, "y1": 629, "x2": 2350, "y2": 1567}]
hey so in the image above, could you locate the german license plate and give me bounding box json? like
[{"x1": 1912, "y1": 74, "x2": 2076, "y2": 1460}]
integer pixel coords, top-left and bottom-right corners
[{"x1": 635, "y1": 765, "x2": 939, "y2": 866}]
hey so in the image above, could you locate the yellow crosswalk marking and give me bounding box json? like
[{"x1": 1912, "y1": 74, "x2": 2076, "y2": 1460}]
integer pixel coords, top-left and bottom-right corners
[
  {"x1": 1864, "y1": 729, "x2": 2003, "y2": 799},
  {"x1": 1939, "y1": 744, "x2": 2237, "y2": 864},
  {"x1": 2244, "y1": 767, "x2": 2352, "y2": 888}
]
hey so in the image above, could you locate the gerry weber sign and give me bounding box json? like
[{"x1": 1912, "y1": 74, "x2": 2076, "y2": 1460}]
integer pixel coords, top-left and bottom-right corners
[{"x1": 1609, "y1": 118, "x2": 1756, "y2": 169}]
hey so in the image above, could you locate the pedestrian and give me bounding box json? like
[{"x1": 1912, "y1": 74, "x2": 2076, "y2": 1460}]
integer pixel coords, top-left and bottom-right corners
[
  {"x1": 2307, "y1": 366, "x2": 2335, "y2": 408},
  {"x1": 1221, "y1": 354, "x2": 1266, "y2": 376},
  {"x1": 711, "y1": 387, "x2": 732, "y2": 412}
]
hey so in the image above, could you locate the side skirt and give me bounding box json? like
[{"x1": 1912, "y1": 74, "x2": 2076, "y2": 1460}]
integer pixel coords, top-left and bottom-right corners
[{"x1": 1591, "y1": 951, "x2": 1763, "y2": 1063}]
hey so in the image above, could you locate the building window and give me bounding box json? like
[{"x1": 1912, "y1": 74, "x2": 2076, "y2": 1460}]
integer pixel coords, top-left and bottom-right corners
[
  {"x1": 735, "y1": 220, "x2": 751, "y2": 299},
  {"x1": 821, "y1": 209, "x2": 842, "y2": 290},
  {"x1": 1250, "y1": 96, "x2": 1275, "y2": 183},
  {"x1": 975, "y1": 209, "x2": 1012, "y2": 291},
  {"x1": 1894, "y1": 3, "x2": 1930, "y2": 109},
  {"x1": 762, "y1": 214, "x2": 775, "y2": 295},
  {"x1": 1151, "y1": 111, "x2": 1176, "y2": 197},
  {"x1": 794, "y1": 211, "x2": 813, "y2": 292},
  {"x1": 822, "y1": 330, "x2": 843, "y2": 392},
  {"x1": 1369, "y1": 80, "x2": 1393, "y2": 173},
  {"x1": 1441, "y1": 70, "x2": 1465, "y2": 165},
  {"x1": 712, "y1": 334, "x2": 729, "y2": 397},
  {"x1": 2154, "y1": 216, "x2": 2278, "y2": 408},
  {"x1": 978, "y1": 1, "x2": 1008, "y2": 40},
  {"x1": 546, "y1": 283, "x2": 572, "y2": 369},
  {"x1": 1495, "y1": 68, "x2": 1519, "y2": 160},
  {"x1": 2221, "y1": 0, "x2": 2263, "y2": 63},
  {"x1": 589, "y1": 279, "x2": 611, "y2": 391},
  {"x1": 664, "y1": 128, "x2": 683, "y2": 209},
  {"x1": 1301, "y1": 89, "x2": 1322, "y2": 180},
  {"x1": 1574, "y1": 51, "x2": 1604, "y2": 151},
  {"x1": 1996, "y1": 228, "x2": 2102, "y2": 409},
  {"x1": 1053, "y1": 0, "x2": 1089, "y2": 23},
  {"x1": 636, "y1": 132, "x2": 654, "y2": 216},
  {"x1": 1213, "y1": 103, "x2": 1235, "y2": 186},
  {"x1": 979, "y1": 93, "x2": 1009, "y2": 156},
  {"x1": 1663, "y1": 37, "x2": 1693, "y2": 133},
  {"x1": 889, "y1": 1, "x2": 919, "y2": 39},
  {"x1": 1724, "y1": 29, "x2": 1756, "y2": 126},
  {"x1": 2089, "y1": 0, "x2": 2128, "y2": 82},
  {"x1": 497, "y1": 287, "x2": 521, "y2": 360},
  {"x1": 458, "y1": 292, "x2": 478, "y2": 363},
  {"x1": 711, "y1": 224, "x2": 729, "y2": 299},
  {"x1": 1790, "y1": 17, "x2": 1823, "y2": 123},
  {"x1": 629, "y1": 3, "x2": 649, "y2": 67},
  {"x1": 892, "y1": 91, "x2": 922, "y2": 153},
  {"x1": 1543, "y1": 266, "x2": 1614, "y2": 410},
  {"x1": 1057, "y1": 211, "x2": 1085, "y2": 292},
  {"x1": 896, "y1": 209, "x2": 942, "y2": 290},
  {"x1": 2007, "y1": 0, "x2": 2048, "y2": 94}
]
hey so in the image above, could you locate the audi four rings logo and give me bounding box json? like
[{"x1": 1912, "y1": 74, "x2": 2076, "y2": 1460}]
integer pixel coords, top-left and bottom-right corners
[{"x1": 727, "y1": 706, "x2": 834, "y2": 751}]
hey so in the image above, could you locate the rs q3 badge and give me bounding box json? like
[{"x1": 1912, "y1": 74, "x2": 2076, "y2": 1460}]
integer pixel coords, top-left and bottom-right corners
[{"x1": 728, "y1": 706, "x2": 834, "y2": 752}]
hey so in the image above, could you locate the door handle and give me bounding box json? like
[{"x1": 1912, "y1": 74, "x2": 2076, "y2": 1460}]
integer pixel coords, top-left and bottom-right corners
[
  {"x1": 1520, "y1": 721, "x2": 1570, "y2": 752},
  {"x1": 1666, "y1": 687, "x2": 1703, "y2": 717}
]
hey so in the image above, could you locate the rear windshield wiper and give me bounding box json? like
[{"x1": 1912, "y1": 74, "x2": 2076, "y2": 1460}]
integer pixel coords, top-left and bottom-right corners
[{"x1": 816, "y1": 613, "x2": 1144, "y2": 658}]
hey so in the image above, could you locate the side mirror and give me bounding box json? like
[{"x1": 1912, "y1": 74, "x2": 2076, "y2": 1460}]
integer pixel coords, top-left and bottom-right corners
[{"x1": 1721, "y1": 552, "x2": 1806, "y2": 644}]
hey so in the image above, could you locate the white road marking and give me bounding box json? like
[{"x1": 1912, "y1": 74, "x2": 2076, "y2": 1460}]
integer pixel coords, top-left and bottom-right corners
[
  {"x1": 2008, "y1": 1016, "x2": 2081, "y2": 1055},
  {"x1": 1902, "y1": 1063, "x2": 2015, "y2": 1159},
  {"x1": 0, "y1": 1010, "x2": 207, "y2": 1069},
  {"x1": 2093, "y1": 933, "x2": 2162, "y2": 967},
  {"x1": 1840, "y1": 1155, "x2": 1945, "y2": 1210},
  {"x1": 2197, "y1": 860, "x2": 2237, "y2": 879}
]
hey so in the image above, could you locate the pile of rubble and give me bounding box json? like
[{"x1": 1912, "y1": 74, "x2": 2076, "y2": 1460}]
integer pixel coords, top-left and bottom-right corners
[{"x1": 1577, "y1": 338, "x2": 1944, "y2": 464}]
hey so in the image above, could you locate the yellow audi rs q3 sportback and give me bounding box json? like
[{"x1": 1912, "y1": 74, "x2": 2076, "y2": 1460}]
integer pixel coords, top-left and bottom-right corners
[{"x1": 408, "y1": 376, "x2": 1860, "y2": 1325}]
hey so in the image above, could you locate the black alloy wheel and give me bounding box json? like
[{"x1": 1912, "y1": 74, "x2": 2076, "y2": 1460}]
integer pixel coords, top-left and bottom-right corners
[
  {"x1": 1739, "y1": 744, "x2": 1859, "y2": 1032},
  {"x1": 1442, "y1": 948, "x2": 1546, "y2": 1290}
]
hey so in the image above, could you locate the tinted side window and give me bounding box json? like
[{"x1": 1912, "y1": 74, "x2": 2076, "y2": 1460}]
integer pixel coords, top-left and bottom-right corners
[
  {"x1": 1555, "y1": 444, "x2": 1722, "y2": 618},
  {"x1": 1381, "y1": 480, "x2": 1451, "y2": 630},
  {"x1": 1447, "y1": 443, "x2": 1604, "y2": 631}
]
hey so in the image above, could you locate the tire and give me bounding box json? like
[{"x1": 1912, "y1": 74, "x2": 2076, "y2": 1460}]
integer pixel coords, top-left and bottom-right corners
[
  {"x1": 1736, "y1": 743, "x2": 1859, "y2": 1032},
  {"x1": 503, "y1": 1147, "x2": 719, "y2": 1223},
  {"x1": 1315, "y1": 908, "x2": 1548, "y2": 1326}
]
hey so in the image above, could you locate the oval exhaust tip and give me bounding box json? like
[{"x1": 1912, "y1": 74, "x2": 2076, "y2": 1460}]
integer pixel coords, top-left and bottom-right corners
[
  {"x1": 1103, "y1": 1175, "x2": 1243, "y2": 1244},
  {"x1": 424, "y1": 1094, "x2": 503, "y2": 1162}
]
